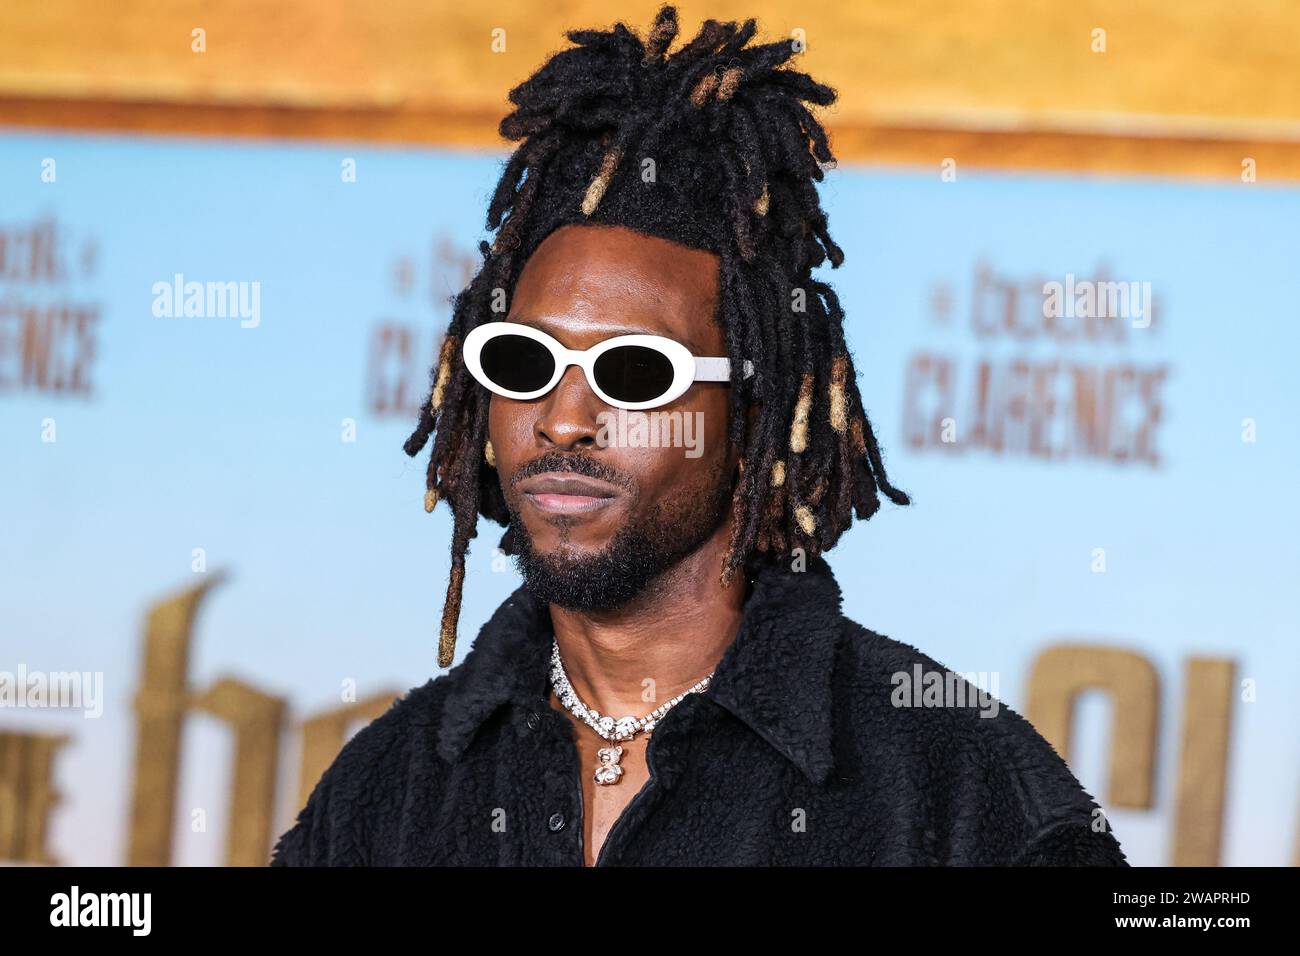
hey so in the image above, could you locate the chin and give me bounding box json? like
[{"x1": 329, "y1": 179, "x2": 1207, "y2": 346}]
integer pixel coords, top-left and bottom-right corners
[
  {"x1": 522, "y1": 517, "x2": 622, "y2": 557},
  {"x1": 526, "y1": 541, "x2": 587, "y2": 567},
  {"x1": 511, "y1": 528, "x2": 664, "y2": 611}
]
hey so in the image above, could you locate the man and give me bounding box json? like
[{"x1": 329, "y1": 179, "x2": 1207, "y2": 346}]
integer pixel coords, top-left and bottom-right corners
[{"x1": 271, "y1": 5, "x2": 1126, "y2": 866}]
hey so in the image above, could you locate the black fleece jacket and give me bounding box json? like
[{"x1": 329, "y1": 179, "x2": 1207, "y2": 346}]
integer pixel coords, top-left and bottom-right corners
[{"x1": 270, "y1": 555, "x2": 1127, "y2": 866}]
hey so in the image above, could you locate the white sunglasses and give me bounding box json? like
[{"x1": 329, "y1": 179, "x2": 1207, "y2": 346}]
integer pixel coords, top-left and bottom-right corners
[{"x1": 462, "y1": 322, "x2": 753, "y2": 411}]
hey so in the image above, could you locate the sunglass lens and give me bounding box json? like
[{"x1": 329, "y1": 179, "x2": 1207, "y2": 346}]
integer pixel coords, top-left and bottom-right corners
[
  {"x1": 479, "y1": 333, "x2": 555, "y2": 393},
  {"x1": 592, "y1": 345, "x2": 675, "y2": 404}
]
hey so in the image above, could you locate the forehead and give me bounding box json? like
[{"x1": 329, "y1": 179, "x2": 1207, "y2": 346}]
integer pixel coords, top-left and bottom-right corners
[{"x1": 505, "y1": 224, "x2": 722, "y2": 353}]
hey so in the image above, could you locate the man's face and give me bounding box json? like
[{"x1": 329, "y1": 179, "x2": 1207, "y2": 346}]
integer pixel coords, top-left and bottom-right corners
[{"x1": 487, "y1": 223, "x2": 738, "y2": 610}]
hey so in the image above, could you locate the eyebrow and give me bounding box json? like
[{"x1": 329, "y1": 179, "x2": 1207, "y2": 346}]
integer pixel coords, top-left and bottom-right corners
[{"x1": 504, "y1": 312, "x2": 709, "y2": 355}]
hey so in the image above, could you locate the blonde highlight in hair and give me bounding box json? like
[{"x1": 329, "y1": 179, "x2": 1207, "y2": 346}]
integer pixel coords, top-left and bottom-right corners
[
  {"x1": 581, "y1": 147, "x2": 624, "y2": 215},
  {"x1": 790, "y1": 373, "x2": 813, "y2": 452},
  {"x1": 829, "y1": 355, "x2": 848, "y2": 434}
]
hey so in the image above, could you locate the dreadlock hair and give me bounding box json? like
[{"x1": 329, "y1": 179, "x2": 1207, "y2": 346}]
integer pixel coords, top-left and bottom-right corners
[{"x1": 404, "y1": 4, "x2": 911, "y2": 668}]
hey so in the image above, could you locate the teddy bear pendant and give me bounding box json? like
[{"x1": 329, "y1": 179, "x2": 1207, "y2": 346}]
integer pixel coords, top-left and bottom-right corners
[{"x1": 594, "y1": 745, "x2": 625, "y2": 785}]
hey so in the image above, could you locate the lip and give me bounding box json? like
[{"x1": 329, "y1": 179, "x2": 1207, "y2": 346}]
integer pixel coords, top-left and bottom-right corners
[{"x1": 517, "y1": 472, "x2": 622, "y2": 515}]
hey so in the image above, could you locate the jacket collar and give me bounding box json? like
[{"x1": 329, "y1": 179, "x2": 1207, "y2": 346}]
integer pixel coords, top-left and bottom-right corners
[{"x1": 435, "y1": 554, "x2": 844, "y2": 786}]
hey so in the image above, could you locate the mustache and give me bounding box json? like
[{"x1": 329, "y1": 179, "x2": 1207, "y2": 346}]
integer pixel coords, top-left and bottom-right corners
[{"x1": 508, "y1": 450, "x2": 636, "y2": 492}]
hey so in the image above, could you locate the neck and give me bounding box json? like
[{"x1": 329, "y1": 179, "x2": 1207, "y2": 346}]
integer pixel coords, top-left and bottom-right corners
[{"x1": 548, "y1": 520, "x2": 746, "y2": 719}]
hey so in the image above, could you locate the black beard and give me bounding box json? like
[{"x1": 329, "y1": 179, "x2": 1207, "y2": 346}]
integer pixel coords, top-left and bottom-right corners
[{"x1": 504, "y1": 460, "x2": 732, "y2": 612}]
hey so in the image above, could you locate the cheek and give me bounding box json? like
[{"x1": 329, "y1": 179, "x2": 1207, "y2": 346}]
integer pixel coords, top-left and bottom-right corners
[
  {"x1": 684, "y1": 385, "x2": 734, "y2": 465},
  {"x1": 623, "y1": 389, "x2": 734, "y2": 501},
  {"x1": 487, "y1": 398, "x2": 533, "y2": 478}
]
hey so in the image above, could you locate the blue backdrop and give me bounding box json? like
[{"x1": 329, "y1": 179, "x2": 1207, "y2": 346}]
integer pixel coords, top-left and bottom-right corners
[{"x1": 2, "y1": 131, "x2": 1297, "y2": 866}]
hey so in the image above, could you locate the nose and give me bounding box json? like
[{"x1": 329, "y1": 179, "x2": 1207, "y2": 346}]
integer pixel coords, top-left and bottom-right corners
[{"x1": 533, "y1": 363, "x2": 604, "y2": 451}]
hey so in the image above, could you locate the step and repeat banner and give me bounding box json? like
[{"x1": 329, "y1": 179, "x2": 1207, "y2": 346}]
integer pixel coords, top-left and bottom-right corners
[{"x1": 1, "y1": 132, "x2": 1297, "y2": 866}]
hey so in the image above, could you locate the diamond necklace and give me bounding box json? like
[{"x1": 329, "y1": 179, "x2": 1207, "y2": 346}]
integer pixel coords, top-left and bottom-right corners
[{"x1": 547, "y1": 637, "x2": 714, "y2": 785}]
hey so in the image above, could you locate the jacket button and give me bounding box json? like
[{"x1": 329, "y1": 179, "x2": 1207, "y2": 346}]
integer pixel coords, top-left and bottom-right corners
[
  {"x1": 547, "y1": 812, "x2": 566, "y2": 832},
  {"x1": 526, "y1": 712, "x2": 541, "y2": 731}
]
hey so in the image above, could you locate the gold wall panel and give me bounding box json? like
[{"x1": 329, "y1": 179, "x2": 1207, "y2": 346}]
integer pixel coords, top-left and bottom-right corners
[{"x1": 1, "y1": 1, "x2": 1297, "y2": 178}]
